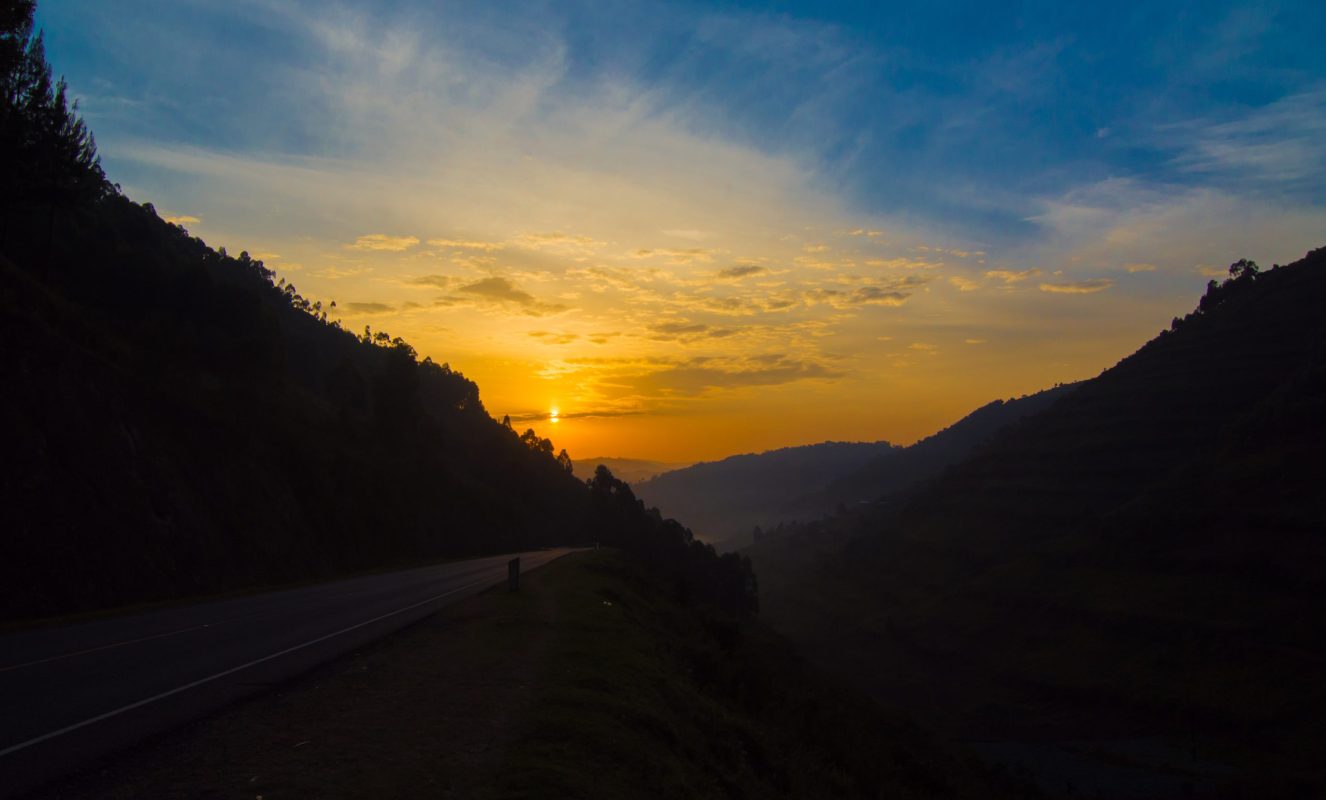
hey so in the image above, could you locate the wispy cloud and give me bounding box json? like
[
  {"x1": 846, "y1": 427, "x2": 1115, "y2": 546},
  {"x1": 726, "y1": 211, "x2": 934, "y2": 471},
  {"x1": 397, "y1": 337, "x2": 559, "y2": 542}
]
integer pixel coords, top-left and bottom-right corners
[
  {"x1": 638, "y1": 355, "x2": 842, "y2": 395},
  {"x1": 408, "y1": 274, "x2": 456, "y2": 289},
  {"x1": 427, "y1": 238, "x2": 505, "y2": 251},
  {"x1": 528, "y1": 331, "x2": 579, "y2": 345},
  {"x1": 804, "y1": 285, "x2": 912, "y2": 309},
  {"x1": 342, "y1": 301, "x2": 396, "y2": 314},
  {"x1": 864, "y1": 257, "x2": 943, "y2": 270},
  {"x1": 1039, "y1": 278, "x2": 1114, "y2": 295},
  {"x1": 715, "y1": 264, "x2": 768, "y2": 280},
  {"x1": 632, "y1": 247, "x2": 717, "y2": 264},
  {"x1": 448, "y1": 276, "x2": 569, "y2": 316},
  {"x1": 516, "y1": 232, "x2": 605, "y2": 255},
  {"x1": 349, "y1": 234, "x2": 420, "y2": 252},
  {"x1": 1168, "y1": 88, "x2": 1326, "y2": 189},
  {"x1": 985, "y1": 268, "x2": 1042, "y2": 284},
  {"x1": 647, "y1": 321, "x2": 737, "y2": 343}
]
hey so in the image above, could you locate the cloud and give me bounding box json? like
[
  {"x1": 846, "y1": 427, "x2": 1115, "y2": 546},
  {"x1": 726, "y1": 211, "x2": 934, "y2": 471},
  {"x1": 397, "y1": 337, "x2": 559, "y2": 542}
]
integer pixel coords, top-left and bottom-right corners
[
  {"x1": 804, "y1": 286, "x2": 910, "y2": 308},
  {"x1": 311, "y1": 265, "x2": 369, "y2": 279},
  {"x1": 650, "y1": 321, "x2": 708, "y2": 336},
  {"x1": 640, "y1": 355, "x2": 841, "y2": 395},
  {"x1": 516, "y1": 232, "x2": 605, "y2": 253},
  {"x1": 1194, "y1": 264, "x2": 1227, "y2": 277},
  {"x1": 452, "y1": 276, "x2": 569, "y2": 316},
  {"x1": 408, "y1": 274, "x2": 456, "y2": 289},
  {"x1": 864, "y1": 257, "x2": 943, "y2": 270},
  {"x1": 349, "y1": 234, "x2": 420, "y2": 251},
  {"x1": 528, "y1": 331, "x2": 579, "y2": 344},
  {"x1": 715, "y1": 264, "x2": 769, "y2": 280},
  {"x1": 985, "y1": 268, "x2": 1042, "y2": 283},
  {"x1": 801, "y1": 275, "x2": 928, "y2": 309},
  {"x1": 342, "y1": 301, "x2": 395, "y2": 314},
  {"x1": 633, "y1": 247, "x2": 716, "y2": 264},
  {"x1": 1124, "y1": 262, "x2": 1156, "y2": 273},
  {"x1": 647, "y1": 321, "x2": 738, "y2": 342},
  {"x1": 932, "y1": 248, "x2": 984, "y2": 259},
  {"x1": 427, "y1": 238, "x2": 505, "y2": 251},
  {"x1": 1038, "y1": 278, "x2": 1115, "y2": 294},
  {"x1": 948, "y1": 276, "x2": 980, "y2": 291},
  {"x1": 163, "y1": 214, "x2": 200, "y2": 225},
  {"x1": 1168, "y1": 88, "x2": 1326, "y2": 187},
  {"x1": 964, "y1": 338, "x2": 986, "y2": 345},
  {"x1": 573, "y1": 265, "x2": 667, "y2": 293}
]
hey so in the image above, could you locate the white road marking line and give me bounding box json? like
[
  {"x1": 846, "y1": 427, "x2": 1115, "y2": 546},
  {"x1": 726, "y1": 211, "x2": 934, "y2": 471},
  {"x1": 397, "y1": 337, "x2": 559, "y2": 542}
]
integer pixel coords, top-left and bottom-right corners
[
  {"x1": 0, "y1": 577, "x2": 492, "y2": 759},
  {"x1": 0, "y1": 625, "x2": 228, "y2": 675},
  {"x1": 0, "y1": 556, "x2": 527, "y2": 674}
]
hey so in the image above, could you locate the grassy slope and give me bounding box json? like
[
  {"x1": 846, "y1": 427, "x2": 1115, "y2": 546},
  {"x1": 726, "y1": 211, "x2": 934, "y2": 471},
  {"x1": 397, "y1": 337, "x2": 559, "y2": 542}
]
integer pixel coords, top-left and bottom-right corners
[{"x1": 28, "y1": 551, "x2": 1039, "y2": 800}]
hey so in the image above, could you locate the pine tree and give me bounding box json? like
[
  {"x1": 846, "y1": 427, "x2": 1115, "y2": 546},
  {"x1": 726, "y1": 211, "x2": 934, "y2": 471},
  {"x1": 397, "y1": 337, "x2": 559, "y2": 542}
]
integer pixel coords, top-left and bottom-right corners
[{"x1": 0, "y1": 0, "x2": 107, "y2": 258}]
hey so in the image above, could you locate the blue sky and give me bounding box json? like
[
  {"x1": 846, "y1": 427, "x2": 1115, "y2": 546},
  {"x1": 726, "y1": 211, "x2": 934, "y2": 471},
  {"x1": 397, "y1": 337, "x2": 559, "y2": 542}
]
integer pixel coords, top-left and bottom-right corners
[
  {"x1": 31, "y1": 0, "x2": 1326, "y2": 460},
  {"x1": 41, "y1": 0, "x2": 1326, "y2": 242}
]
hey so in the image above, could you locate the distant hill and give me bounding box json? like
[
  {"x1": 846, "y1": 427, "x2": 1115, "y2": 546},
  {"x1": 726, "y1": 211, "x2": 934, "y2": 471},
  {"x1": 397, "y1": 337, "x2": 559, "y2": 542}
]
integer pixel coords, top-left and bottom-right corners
[
  {"x1": 632, "y1": 385, "x2": 1074, "y2": 550},
  {"x1": 750, "y1": 250, "x2": 1326, "y2": 792},
  {"x1": 570, "y1": 456, "x2": 689, "y2": 485},
  {"x1": 633, "y1": 441, "x2": 897, "y2": 547}
]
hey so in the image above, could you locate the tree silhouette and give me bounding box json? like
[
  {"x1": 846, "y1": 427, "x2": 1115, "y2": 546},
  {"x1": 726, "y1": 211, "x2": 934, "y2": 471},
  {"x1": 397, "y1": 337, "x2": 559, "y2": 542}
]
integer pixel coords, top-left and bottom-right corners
[
  {"x1": 0, "y1": 2, "x2": 105, "y2": 261},
  {"x1": 1229, "y1": 258, "x2": 1260, "y2": 280}
]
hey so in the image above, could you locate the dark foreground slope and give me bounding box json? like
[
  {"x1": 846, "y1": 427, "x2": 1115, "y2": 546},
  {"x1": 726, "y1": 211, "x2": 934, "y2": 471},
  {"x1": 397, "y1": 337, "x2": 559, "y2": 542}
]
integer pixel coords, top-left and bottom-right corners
[
  {"x1": 27, "y1": 551, "x2": 1040, "y2": 800},
  {"x1": 751, "y1": 251, "x2": 1326, "y2": 795}
]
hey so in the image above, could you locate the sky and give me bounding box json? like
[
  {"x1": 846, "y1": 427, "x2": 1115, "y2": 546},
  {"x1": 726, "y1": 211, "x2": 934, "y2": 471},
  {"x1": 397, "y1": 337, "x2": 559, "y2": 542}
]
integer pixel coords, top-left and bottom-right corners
[{"x1": 38, "y1": 0, "x2": 1326, "y2": 463}]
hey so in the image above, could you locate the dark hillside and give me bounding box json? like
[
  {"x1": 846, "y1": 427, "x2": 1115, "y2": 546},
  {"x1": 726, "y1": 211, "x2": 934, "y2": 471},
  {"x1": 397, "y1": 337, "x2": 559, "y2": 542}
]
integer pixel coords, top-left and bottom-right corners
[
  {"x1": 751, "y1": 250, "x2": 1326, "y2": 794},
  {"x1": 0, "y1": 193, "x2": 588, "y2": 621},
  {"x1": 888, "y1": 252, "x2": 1326, "y2": 550},
  {"x1": 816, "y1": 383, "x2": 1078, "y2": 510}
]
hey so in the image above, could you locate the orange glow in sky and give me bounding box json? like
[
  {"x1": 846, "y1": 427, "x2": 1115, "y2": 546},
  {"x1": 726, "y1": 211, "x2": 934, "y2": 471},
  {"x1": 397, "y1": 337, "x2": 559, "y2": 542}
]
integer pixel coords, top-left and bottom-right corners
[{"x1": 85, "y1": 4, "x2": 1323, "y2": 465}]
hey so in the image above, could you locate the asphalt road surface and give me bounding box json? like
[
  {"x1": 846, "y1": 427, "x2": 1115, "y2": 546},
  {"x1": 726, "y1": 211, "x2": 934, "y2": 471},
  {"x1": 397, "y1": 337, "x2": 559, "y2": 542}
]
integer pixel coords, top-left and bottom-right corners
[{"x1": 0, "y1": 548, "x2": 575, "y2": 797}]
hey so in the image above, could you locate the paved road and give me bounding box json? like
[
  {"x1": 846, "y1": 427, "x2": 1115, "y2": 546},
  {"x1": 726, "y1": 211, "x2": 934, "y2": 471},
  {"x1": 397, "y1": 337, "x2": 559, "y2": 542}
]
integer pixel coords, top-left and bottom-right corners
[{"x1": 0, "y1": 548, "x2": 575, "y2": 797}]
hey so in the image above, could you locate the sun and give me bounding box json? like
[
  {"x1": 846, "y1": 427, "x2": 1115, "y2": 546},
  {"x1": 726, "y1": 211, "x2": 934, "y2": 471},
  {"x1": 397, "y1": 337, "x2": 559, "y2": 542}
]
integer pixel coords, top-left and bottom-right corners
[{"x1": 550, "y1": 407, "x2": 560, "y2": 424}]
